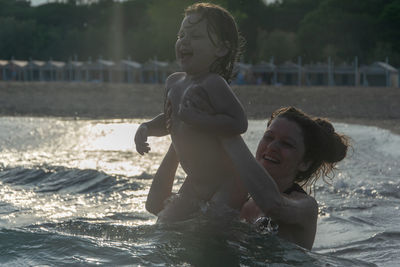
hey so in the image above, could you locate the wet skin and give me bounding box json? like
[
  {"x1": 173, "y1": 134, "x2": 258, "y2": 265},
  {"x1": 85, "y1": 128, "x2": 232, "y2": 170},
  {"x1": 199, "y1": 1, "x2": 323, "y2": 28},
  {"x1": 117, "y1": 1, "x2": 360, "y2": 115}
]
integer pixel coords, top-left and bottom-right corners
[{"x1": 146, "y1": 13, "x2": 248, "y2": 221}]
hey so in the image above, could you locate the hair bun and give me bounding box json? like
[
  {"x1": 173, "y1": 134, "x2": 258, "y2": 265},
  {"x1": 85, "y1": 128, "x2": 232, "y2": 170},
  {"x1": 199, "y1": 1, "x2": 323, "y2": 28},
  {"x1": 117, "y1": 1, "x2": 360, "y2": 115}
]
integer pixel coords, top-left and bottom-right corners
[
  {"x1": 315, "y1": 118, "x2": 334, "y2": 134},
  {"x1": 315, "y1": 119, "x2": 348, "y2": 163}
]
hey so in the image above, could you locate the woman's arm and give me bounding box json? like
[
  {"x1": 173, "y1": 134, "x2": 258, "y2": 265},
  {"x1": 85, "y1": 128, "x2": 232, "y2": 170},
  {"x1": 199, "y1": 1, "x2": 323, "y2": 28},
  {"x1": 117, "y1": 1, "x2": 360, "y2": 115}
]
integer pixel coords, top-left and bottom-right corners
[
  {"x1": 222, "y1": 135, "x2": 318, "y2": 224},
  {"x1": 223, "y1": 135, "x2": 318, "y2": 249},
  {"x1": 145, "y1": 144, "x2": 179, "y2": 215}
]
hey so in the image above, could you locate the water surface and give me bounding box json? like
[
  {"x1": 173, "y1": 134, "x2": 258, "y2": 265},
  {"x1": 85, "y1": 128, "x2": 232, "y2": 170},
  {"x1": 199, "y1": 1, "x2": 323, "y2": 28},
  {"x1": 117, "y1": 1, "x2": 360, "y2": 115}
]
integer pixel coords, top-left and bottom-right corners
[{"x1": 0, "y1": 117, "x2": 399, "y2": 266}]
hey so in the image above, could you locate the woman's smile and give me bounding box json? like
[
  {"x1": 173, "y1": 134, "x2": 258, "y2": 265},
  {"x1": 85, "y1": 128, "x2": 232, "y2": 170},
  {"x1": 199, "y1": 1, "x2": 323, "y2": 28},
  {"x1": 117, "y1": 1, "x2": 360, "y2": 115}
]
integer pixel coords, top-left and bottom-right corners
[
  {"x1": 261, "y1": 154, "x2": 280, "y2": 164},
  {"x1": 256, "y1": 117, "x2": 307, "y2": 191}
]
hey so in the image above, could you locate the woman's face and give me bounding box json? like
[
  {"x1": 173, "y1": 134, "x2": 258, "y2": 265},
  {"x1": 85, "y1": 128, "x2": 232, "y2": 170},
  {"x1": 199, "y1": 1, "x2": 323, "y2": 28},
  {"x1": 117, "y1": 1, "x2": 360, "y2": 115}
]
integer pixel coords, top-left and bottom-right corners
[{"x1": 256, "y1": 117, "x2": 311, "y2": 192}]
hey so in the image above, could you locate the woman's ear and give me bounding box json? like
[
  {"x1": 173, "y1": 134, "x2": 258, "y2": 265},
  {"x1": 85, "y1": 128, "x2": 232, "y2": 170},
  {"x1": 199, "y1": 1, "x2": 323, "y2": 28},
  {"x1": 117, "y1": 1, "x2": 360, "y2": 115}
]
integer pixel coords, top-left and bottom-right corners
[{"x1": 299, "y1": 160, "x2": 313, "y2": 172}]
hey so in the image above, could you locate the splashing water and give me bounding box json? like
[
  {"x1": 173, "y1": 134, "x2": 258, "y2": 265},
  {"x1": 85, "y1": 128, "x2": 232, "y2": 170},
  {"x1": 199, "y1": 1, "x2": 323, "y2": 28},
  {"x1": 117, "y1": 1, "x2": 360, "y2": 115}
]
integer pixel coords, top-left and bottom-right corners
[{"x1": 0, "y1": 117, "x2": 399, "y2": 266}]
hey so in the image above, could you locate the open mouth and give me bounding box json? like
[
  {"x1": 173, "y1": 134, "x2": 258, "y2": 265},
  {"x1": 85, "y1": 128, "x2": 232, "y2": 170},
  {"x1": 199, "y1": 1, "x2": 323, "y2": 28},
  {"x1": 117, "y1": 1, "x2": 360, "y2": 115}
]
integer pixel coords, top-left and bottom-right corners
[
  {"x1": 262, "y1": 155, "x2": 280, "y2": 164},
  {"x1": 179, "y1": 51, "x2": 193, "y2": 61}
]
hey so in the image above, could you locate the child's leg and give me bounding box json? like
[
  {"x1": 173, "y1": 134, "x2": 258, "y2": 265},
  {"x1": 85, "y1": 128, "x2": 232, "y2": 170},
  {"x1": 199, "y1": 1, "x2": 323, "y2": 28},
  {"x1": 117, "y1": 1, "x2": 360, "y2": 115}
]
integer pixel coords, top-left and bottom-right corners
[{"x1": 157, "y1": 176, "x2": 204, "y2": 222}]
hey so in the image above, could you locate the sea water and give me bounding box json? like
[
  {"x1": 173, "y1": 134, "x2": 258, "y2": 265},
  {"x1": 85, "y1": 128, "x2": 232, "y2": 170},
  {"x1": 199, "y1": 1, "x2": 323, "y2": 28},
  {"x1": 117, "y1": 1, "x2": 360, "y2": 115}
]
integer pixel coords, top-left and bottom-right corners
[{"x1": 0, "y1": 117, "x2": 399, "y2": 266}]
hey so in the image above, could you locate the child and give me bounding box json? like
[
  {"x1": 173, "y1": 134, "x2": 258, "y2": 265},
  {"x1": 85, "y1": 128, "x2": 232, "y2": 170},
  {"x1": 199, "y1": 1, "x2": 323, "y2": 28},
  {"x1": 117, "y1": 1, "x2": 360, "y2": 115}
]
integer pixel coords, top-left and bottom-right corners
[{"x1": 135, "y1": 3, "x2": 248, "y2": 221}]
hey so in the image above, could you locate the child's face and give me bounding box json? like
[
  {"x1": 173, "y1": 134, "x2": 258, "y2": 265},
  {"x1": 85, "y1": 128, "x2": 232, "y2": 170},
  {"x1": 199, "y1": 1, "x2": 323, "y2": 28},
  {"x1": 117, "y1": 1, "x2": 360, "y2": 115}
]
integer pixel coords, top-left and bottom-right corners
[{"x1": 175, "y1": 13, "x2": 224, "y2": 76}]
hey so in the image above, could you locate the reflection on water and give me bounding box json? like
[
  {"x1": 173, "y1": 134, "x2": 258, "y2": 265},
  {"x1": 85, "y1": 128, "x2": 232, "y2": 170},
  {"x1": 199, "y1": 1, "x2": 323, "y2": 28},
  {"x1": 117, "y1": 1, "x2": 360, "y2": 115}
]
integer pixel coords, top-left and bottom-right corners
[
  {"x1": 0, "y1": 117, "x2": 399, "y2": 266},
  {"x1": 0, "y1": 117, "x2": 173, "y2": 177}
]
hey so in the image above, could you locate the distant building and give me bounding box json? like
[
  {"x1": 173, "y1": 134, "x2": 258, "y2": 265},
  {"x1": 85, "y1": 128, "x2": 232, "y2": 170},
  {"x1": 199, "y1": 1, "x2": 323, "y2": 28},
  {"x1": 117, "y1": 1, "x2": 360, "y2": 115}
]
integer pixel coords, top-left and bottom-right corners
[
  {"x1": 142, "y1": 60, "x2": 170, "y2": 84},
  {"x1": 360, "y1": 62, "x2": 399, "y2": 87},
  {"x1": 42, "y1": 60, "x2": 66, "y2": 81},
  {"x1": 333, "y1": 62, "x2": 357, "y2": 86},
  {"x1": 233, "y1": 62, "x2": 252, "y2": 85},
  {"x1": 65, "y1": 60, "x2": 84, "y2": 82},
  {"x1": 276, "y1": 61, "x2": 302, "y2": 86},
  {"x1": 251, "y1": 61, "x2": 276, "y2": 85},
  {"x1": 0, "y1": 57, "x2": 399, "y2": 88},
  {"x1": 83, "y1": 59, "x2": 115, "y2": 82},
  {"x1": 304, "y1": 62, "x2": 330, "y2": 86},
  {"x1": 117, "y1": 60, "x2": 143, "y2": 83},
  {"x1": 0, "y1": 60, "x2": 7, "y2": 81},
  {"x1": 26, "y1": 60, "x2": 46, "y2": 81},
  {"x1": 5, "y1": 60, "x2": 28, "y2": 81}
]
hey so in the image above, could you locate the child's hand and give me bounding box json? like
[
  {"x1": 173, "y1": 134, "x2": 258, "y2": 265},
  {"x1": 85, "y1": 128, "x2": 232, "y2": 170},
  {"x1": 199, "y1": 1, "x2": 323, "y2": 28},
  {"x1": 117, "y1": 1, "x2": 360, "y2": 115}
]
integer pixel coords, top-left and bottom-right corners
[{"x1": 134, "y1": 124, "x2": 150, "y2": 155}]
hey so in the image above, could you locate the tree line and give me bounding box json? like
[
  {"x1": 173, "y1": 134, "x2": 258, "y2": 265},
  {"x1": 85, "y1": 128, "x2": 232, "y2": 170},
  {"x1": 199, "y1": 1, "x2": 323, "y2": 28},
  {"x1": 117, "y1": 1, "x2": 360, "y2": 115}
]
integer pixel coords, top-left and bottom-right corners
[{"x1": 0, "y1": 0, "x2": 399, "y2": 66}]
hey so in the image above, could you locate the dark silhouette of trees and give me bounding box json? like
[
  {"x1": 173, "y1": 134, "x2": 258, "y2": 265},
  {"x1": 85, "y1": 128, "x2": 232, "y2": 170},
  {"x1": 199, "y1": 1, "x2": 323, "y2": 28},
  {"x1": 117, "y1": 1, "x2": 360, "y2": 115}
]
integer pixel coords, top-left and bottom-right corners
[{"x1": 0, "y1": 0, "x2": 398, "y2": 65}]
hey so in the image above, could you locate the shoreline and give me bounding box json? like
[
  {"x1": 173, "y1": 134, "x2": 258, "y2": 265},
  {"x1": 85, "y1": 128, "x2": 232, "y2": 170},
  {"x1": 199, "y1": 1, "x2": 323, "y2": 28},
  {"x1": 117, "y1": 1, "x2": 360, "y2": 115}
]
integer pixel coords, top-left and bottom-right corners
[
  {"x1": 1, "y1": 113, "x2": 398, "y2": 136},
  {"x1": 330, "y1": 118, "x2": 400, "y2": 135},
  {"x1": 1, "y1": 81, "x2": 399, "y2": 135}
]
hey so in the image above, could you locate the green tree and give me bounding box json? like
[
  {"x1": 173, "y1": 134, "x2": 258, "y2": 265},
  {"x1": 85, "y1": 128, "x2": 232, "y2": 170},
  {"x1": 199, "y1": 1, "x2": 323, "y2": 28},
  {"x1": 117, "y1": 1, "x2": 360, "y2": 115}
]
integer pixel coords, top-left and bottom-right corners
[
  {"x1": 257, "y1": 30, "x2": 298, "y2": 63},
  {"x1": 297, "y1": 0, "x2": 387, "y2": 63},
  {"x1": 0, "y1": 17, "x2": 37, "y2": 59},
  {"x1": 264, "y1": 0, "x2": 323, "y2": 32},
  {"x1": 377, "y1": 0, "x2": 400, "y2": 64}
]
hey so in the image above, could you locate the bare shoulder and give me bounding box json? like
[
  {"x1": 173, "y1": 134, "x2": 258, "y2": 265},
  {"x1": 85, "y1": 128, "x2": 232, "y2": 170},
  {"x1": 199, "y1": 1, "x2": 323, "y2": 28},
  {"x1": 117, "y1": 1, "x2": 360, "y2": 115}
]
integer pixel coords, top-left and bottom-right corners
[
  {"x1": 201, "y1": 73, "x2": 230, "y2": 92},
  {"x1": 166, "y1": 72, "x2": 186, "y2": 88},
  {"x1": 288, "y1": 192, "x2": 318, "y2": 216},
  {"x1": 304, "y1": 194, "x2": 318, "y2": 214}
]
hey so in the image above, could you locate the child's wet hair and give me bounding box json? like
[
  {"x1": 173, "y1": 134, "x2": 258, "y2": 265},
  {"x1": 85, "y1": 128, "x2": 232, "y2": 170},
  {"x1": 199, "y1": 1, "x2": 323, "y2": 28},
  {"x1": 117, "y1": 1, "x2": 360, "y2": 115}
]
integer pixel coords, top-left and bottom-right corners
[
  {"x1": 184, "y1": 3, "x2": 243, "y2": 83},
  {"x1": 268, "y1": 107, "x2": 350, "y2": 188}
]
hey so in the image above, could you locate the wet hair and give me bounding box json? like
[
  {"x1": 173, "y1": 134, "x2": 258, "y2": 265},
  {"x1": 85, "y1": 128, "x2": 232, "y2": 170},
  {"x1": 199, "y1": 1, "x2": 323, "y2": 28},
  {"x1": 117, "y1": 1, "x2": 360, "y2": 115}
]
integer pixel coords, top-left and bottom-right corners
[
  {"x1": 267, "y1": 107, "x2": 350, "y2": 188},
  {"x1": 184, "y1": 2, "x2": 243, "y2": 83}
]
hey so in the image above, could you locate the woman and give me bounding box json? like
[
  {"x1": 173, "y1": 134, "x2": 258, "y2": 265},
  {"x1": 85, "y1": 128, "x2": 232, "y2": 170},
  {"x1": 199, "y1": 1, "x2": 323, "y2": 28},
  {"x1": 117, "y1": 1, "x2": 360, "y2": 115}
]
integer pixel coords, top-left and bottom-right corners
[{"x1": 145, "y1": 107, "x2": 349, "y2": 250}]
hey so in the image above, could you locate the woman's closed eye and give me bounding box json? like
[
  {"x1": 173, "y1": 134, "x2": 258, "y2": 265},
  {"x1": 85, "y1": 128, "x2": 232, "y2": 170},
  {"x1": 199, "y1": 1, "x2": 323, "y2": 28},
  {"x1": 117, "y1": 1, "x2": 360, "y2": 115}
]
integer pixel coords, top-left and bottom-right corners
[
  {"x1": 264, "y1": 133, "x2": 296, "y2": 149},
  {"x1": 280, "y1": 140, "x2": 295, "y2": 149},
  {"x1": 263, "y1": 133, "x2": 273, "y2": 142}
]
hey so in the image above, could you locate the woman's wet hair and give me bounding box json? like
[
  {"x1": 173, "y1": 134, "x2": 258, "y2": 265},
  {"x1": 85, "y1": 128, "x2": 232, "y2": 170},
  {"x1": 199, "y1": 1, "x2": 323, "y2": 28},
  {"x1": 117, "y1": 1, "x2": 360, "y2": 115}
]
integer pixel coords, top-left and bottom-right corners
[
  {"x1": 268, "y1": 107, "x2": 350, "y2": 188},
  {"x1": 184, "y1": 3, "x2": 244, "y2": 83}
]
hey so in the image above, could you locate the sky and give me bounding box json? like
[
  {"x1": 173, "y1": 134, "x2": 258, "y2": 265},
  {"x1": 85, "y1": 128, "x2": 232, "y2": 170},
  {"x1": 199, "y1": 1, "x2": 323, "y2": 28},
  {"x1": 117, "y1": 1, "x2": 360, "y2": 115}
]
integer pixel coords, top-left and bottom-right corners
[
  {"x1": 30, "y1": 0, "x2": 56, "y2": 5},
  {"x1": 30, "y1": 0, "x2": 277, "y2": 6}
]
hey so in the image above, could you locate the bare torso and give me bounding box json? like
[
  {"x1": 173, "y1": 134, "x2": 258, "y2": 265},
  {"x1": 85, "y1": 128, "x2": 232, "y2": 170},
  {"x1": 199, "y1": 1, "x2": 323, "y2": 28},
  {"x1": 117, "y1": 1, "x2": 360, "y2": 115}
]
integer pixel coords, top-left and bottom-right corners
[{"x1": 164, "y1": 72, "x2": 247, "y2": 208}]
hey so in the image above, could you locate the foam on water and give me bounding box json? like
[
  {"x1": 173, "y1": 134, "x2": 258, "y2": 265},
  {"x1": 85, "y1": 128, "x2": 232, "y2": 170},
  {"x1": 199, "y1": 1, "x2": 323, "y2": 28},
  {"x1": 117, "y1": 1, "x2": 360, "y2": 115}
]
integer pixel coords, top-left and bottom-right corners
[{"x1": 0, "y1": 117, "x2": 399, "y2": 266}]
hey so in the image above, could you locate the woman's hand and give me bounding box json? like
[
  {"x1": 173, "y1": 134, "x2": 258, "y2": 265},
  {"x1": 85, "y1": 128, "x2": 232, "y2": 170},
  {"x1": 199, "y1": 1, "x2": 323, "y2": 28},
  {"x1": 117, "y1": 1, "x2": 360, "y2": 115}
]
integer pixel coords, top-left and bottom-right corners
[{"x1": 178, "y1": 85, "x2": 215, "y2": 125}]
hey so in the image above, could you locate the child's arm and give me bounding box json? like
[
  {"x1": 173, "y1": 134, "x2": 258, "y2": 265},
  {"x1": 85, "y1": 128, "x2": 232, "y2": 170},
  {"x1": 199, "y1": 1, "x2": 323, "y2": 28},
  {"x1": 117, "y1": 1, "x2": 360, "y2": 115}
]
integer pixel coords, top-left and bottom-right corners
[
  {"x1": 178, "y1": 75, "x2": 247, "y2": 136},
  {"x1": 134, "y1": 113, "x2": 169, "y2": 155},
  {"x1": 135, "y1": 73, "x2": 182, "y2": 154},
  {"x1": 145, "y1": 144, "x2": 179, "y2": 215}
]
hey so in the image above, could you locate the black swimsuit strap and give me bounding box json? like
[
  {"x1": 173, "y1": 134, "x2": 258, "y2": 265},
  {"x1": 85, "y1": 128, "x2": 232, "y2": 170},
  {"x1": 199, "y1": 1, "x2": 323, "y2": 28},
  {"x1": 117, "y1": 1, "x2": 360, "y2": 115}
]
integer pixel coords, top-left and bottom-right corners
[{"x1": 284, "y1": 183, "x2": 307, "y2": 195}]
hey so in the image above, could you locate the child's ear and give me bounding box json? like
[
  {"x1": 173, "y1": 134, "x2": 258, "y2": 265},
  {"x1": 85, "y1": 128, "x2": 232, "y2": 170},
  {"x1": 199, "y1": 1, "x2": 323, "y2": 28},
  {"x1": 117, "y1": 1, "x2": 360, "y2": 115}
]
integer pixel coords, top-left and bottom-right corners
[{"x1": 215, "y1": 41, "x2": 230, "y2": 57}]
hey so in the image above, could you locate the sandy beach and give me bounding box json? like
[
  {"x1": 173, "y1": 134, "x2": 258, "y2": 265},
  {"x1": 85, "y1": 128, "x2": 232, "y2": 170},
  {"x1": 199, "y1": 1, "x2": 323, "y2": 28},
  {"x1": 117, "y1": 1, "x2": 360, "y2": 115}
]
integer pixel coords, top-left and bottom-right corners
[{"x1": 1, "y1": 81, "x2": 399, "y2": 134}]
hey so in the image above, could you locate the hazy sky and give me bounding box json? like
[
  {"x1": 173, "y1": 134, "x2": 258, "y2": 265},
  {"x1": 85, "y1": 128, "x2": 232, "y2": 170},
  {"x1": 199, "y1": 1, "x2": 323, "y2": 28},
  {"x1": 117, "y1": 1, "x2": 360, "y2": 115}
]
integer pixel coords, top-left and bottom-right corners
[{"x1": 30, "y1": 0, "x2": 277, "y2": 6}]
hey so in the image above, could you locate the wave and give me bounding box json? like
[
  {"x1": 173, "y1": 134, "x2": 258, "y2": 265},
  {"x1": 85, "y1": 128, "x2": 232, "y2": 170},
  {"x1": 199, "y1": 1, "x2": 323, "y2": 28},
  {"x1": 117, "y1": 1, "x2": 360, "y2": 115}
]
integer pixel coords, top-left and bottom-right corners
[
  {"x1": 316, "y1": 231, "x2": 400, "y2": 267},
  {"x1": 0, "y1": 219, "x2": 375, "y2": 267},
  {"x1": 0, "y1": 166, "x2": 145, "y2": 195}
]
